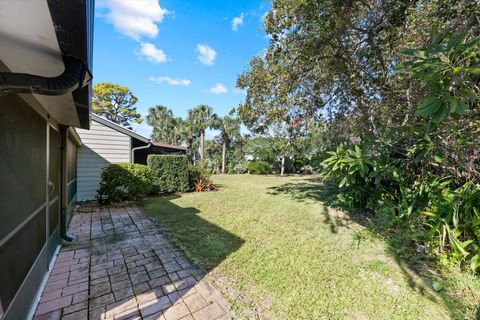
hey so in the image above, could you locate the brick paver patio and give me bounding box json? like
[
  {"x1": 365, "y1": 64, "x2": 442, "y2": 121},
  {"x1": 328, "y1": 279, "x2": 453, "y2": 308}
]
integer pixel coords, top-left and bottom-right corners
[{"x1": 33, "y1": 205, "x2": 233, "y2": 320}]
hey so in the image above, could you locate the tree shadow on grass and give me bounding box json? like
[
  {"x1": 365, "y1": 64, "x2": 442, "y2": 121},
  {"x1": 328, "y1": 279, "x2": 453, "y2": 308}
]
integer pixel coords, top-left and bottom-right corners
[
  {"x1": 144, "y1": 194, "x2": 245, "y2": 272},
  {"x1": 321, "y1": 205, "x2": 340, "y2": 234},
  {"x1": 268, "y1": 177, "x2": 476, "y2": 319}
]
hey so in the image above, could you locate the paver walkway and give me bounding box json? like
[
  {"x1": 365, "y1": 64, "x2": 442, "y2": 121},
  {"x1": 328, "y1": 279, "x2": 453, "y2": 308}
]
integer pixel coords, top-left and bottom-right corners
[{"x1": 33, "y1": 205, "x2": 233, "y2": 320}]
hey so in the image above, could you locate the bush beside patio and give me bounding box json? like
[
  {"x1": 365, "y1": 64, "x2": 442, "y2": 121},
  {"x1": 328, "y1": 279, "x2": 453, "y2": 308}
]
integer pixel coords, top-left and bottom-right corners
[
  {"x1": 97, "y1": 155, "x2": 214, "y2": 203},
  {"x1": 97, "y1": 163, "x2": 154, "y2": 203}
]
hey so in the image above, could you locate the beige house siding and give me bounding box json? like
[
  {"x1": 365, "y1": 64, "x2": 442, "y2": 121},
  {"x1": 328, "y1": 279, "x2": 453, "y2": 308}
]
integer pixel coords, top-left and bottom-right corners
[{"x1": 76, "y1": 120, "x2": 131, "y2": 200}]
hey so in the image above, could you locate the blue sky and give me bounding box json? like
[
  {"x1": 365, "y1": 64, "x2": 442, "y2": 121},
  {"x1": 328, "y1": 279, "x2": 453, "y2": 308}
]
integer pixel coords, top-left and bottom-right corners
[{"x1": 93, "y1": 0, "x2": 270, "y2": 138}]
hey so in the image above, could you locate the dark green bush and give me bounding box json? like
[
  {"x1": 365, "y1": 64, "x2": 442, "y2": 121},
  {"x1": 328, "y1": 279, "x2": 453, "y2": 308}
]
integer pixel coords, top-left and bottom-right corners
[
  {"x1": 97, "y1": 163, "x2": 153, "y2": 203},
  {"x1": 148, "y1": 155, "x2": 190, "y2": 193},
  {"x1": 248, "y1": 160, "x2": 271, "y2": 174}
]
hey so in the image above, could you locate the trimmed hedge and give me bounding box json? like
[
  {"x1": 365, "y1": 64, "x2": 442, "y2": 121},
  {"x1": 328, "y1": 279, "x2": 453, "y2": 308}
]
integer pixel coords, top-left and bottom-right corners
[
  {"x1": 148, "y1": 155, "x2": 190, "y2": 193},
  {"x1": 248, "y1": 160, "x2": 271, "y2": 174},
  {"x1": 97, "y1": 163, "x2": 153, "y2": 203}
]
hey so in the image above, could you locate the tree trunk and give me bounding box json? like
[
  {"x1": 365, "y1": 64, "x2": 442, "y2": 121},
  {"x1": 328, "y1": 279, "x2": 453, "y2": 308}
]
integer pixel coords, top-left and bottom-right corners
[
  {"x1": 188, "y1": 137, "x2": 194, "y2": 163},
  {"x1": 280, "y1": 156, "x2": 285, "y2": 176},
  {"x1": 200, "y1": 131, "x2": 205, "y2": 161},
  {"x1": 221, "y1": 141, "x2": 227, "y2": 174}
]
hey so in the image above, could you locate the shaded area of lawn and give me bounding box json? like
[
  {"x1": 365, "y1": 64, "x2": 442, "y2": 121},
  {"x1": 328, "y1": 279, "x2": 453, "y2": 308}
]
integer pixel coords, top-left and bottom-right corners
[
  {"x1": 143, "y1": 194, "x2": 245, "y2": 270},
  {"x1": 143, "y1": 175, "x2": 479, "y2": 319},
  {"x1": 268, "y1": 176, "x2": 480, "y2": 319}
]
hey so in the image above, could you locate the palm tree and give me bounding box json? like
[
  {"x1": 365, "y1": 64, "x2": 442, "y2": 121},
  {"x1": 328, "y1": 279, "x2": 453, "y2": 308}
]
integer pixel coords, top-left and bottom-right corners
[
  {"x1": 147, "y1": 105, "x2": 183, "y2": 144},
  {"x1": 187, "y1": 105, "x2": 218, "y2": 162},
  {"x1": 178, "y1": 117, "x2": 197, "y2": 162},
  {"x1": 216, "y1": 112, "x2": 240, "y2": 174},
  {"x1": 170, "y1": 117, "x2": 186, "y2": 145}
]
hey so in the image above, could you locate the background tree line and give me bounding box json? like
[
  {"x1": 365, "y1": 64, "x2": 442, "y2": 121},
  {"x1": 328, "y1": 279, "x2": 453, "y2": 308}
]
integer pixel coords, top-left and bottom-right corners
[{"x1": 91, "y1": 83, "x2": 325, "y2": 176}]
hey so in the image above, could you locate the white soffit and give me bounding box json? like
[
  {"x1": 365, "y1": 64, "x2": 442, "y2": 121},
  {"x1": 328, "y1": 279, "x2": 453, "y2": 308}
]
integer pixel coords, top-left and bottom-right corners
[{"x1": 0, "y1": 0, "x2": 80, "y2": 127}]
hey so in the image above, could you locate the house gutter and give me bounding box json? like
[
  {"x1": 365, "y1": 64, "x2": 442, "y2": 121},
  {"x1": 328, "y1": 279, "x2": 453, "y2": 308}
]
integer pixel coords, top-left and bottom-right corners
[
  {"x1": 131, "y1": 140, "x2": 151, "y2": 163},
  {"x1": 0, "y1": 55, "x2": 92, "y2": 96}
]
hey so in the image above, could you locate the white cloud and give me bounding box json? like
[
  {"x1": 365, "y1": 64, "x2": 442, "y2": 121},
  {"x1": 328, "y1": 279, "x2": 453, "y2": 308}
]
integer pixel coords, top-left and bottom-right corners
[
  {"x1": 138, "y1": 43, "x2": 167, "y2": 63},
  {"x1": 196, "y1": 44, "x2": 217, "y2": 66},
  {"x1": 97, "y1": 0, "x2": 168, "y2": 41},
  {"x1": 149, "y1": 76, "x2": 191, "y2": 86},
  {"x1": 232, "y1": 13, "x2": 244, "y2": 31},
  {"x1": 209, "y1": 83, "x2": 228, "y2": 94}
]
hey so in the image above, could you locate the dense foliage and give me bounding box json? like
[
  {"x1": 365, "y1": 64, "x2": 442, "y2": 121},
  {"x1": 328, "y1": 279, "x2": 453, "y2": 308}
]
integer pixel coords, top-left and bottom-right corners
[
  {"x1": 92, "y1": 82, "x2": 142, "y2": 129},
  {"x1": 236, "y1": 0, "x2": 480, "y2": 273},
  {"x1": 97, "y1": 163, "x2": 153, "y2": 203},
  {"x1": 319, "y1": 30, "x2": 480, "y2": 271},
  {"x1": 148, "y1": 155, "x2": 190, "y2": 193},
  {"x1": 248, "y1": 161, "x2": 272, "y2": 175}
]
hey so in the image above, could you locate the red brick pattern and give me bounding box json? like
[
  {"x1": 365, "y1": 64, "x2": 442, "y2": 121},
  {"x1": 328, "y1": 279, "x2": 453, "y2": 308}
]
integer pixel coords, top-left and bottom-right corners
[{"x1": 33, "y1": 205, "x2": 233, "y2": 320}]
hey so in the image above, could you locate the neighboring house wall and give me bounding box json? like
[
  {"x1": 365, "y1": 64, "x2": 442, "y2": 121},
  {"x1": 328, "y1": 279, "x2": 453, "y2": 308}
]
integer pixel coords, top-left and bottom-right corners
[{"x1": 76, "y1": 120, "x2": 131, "y2": 200}]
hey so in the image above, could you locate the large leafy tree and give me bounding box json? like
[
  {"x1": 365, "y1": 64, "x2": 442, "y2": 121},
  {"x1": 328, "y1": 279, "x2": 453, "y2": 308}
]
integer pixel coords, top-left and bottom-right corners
[
  {"x1": 92, "y1": 82, "x2": 142, "y2": 129},
  {"x1": 237, "y1": 0, "x2": 479, "y2": 178},
  {"x1": 147, "y1": 105, "x2": 184, "y2": 145},
  {"x1": 238, "y1": 0, "x2": 477, "y2": 132},
  {"x1": 245, "y1": 136, "x2": 279, "y2": 164},
  {"x1": 215, "y1": 110, "x2": 241, "y2": 174},
  {"x1": 187, "y1": 105, "x2": 218, "y2": 162},
  {"x1": 237, "y1": 0, "x2": 412, "y2": 138}
]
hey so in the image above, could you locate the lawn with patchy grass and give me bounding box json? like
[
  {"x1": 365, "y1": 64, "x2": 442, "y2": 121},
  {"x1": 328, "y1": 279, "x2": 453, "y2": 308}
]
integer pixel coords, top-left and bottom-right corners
[{"x1": 143, "y1": 175, "x2": 479, "y2": 319}]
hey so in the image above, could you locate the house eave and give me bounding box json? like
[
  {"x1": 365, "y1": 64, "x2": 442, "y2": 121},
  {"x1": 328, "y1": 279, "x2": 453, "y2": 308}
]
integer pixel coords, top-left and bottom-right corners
[{"x1": 0, "y1": 0, "x2": 94, "y2": 129}]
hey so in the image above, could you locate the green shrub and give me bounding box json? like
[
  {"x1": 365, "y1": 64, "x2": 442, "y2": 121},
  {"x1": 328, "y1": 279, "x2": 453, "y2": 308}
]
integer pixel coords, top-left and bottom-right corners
[
  {"x1": 188, "y1": 163, "x2": 211, "y2": 189},
  {"x1": 421, "y1": 182, "x2": 480, "y2": 272},
  {"x1": 228, "y1": 158, "x2": 249, "y2": 174},
  {"x1": 148, "y1": 155, "x2": 190, "y2": 193},
  {"x1": 322, "y1": 139, "x2": 480, "y2": 273},
  {"x1": 321, "y1": 144, "x2": 376, "y2": 208},
  {"x1": 97, "y1": 163, "x2": 153, "y2": 203},
  {"x1": 248, "y1": 161, "x2": 271, "y2": 174}
]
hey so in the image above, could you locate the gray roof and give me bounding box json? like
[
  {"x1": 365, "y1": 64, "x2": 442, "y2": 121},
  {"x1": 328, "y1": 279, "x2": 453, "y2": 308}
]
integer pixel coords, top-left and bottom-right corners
[{"x1": 92, "y1": 114, "x2": 149, "y2": 143}]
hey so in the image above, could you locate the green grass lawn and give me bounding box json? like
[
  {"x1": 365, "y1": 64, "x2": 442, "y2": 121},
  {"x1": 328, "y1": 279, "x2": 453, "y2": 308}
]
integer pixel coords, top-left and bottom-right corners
[{"x1": 143, "y1": 175, "x2": 479, "y2": 319}]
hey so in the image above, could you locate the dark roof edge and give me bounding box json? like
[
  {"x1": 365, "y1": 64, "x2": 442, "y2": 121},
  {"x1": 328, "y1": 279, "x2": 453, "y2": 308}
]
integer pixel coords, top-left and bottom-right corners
[
  {"x1": 48, "y1": 0, "x2": 94, "y2": 130},
  {"x1": 151, "y1": 141, "x2": 188, "y2": 151},
  {"x1": 92, "y1": 114, "x2": 149, "y2": 143}
]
